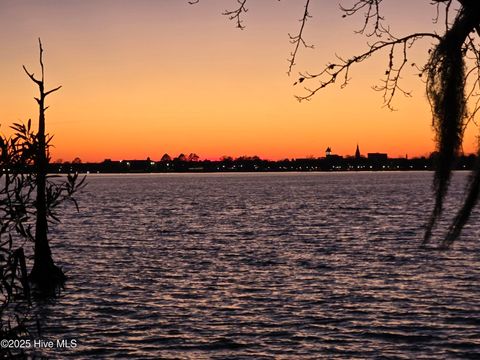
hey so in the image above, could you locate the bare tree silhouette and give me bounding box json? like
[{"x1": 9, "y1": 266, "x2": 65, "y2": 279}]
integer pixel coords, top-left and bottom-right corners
[
  {"x1": 22, "y1": 38, "x2": 65, "y2": 290},
  {"x1": 191, "y1": 0, "x2": 480, "y2": 248},
  {"x1": 22, "y1": 39, "x2": 85, "y2": 291}
]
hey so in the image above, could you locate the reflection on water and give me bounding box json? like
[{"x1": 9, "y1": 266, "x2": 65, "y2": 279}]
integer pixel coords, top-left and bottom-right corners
[{"x1": 33, "y1": 172, "x2": 480, "y2": 359}]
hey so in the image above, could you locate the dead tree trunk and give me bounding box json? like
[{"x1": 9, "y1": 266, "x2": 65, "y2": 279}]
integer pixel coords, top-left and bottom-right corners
[{"x1": 23, "y1": 39, "x2": 64, "y2": 290}]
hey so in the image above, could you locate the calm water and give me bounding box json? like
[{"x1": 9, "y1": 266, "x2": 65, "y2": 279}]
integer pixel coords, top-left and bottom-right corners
[{"x1": 32, "y1": 172, "x2": 480, "y2": 359}]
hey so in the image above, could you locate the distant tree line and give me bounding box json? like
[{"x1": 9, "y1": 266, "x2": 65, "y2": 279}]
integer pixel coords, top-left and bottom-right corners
[{"x1": 46, "y1": 152, "x2": 477, "y2": 173}]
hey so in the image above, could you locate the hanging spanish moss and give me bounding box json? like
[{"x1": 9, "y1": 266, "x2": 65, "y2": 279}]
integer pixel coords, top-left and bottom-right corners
[
  {"x1": 442, "y1": 155, "x2": 480, "y2": 248},
  {"x1": 423, "y1": 9, "x2": 469, "y2": 246}
]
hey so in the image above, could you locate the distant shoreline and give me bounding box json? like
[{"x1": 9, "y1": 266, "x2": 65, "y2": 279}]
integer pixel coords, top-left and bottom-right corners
[{"x1": 50, "y1": 154, "x2": 476, "y2": 174}]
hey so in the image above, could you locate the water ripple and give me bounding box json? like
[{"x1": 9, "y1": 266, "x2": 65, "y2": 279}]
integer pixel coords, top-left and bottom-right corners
[{"x1": 29, "y1": 172, "x2": 480, "y2": 359}]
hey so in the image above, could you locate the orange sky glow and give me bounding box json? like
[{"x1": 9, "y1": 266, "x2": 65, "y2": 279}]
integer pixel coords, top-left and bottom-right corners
[{"x1": 0, "y1": 0, "x2": 478, "y2": 162}]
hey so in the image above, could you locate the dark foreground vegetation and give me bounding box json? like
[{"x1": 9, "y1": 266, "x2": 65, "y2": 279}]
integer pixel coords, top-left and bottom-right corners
[{"x1": 1, "y1": 40, "x2": 83, "y2": 359}]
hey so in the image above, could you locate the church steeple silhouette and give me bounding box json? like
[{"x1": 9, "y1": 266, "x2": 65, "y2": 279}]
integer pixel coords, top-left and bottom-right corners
[{"x1": 355, "y1": 144, "x2": 361, "y2": 159}]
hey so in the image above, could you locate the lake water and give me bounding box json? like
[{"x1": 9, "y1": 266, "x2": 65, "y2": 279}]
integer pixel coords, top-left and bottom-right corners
[{"x1": 32, "y1": 172, "x2": 480, "y2": 359}]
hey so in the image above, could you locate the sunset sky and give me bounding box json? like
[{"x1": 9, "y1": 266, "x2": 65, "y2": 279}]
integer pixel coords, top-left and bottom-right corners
[{"x1": 0, "y1": 0, "x2": 477, "y2": 162}]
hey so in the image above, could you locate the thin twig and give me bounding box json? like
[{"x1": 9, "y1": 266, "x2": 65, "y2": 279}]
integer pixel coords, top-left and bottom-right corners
[{"x1": 287, "y1": 0, "x2": 312, "y2": 76}]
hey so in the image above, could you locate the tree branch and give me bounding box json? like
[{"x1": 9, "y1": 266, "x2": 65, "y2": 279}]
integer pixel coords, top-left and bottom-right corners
[
  {"x1": 38, "y1": 38, "x2": 44, "y2": 84},
  {"x1": 340, "y1": 0, "x2": 384, "y2": 37},
  {"x1": 22, "y1": 66, "x2": 41, "y2": 86},
  {"x1": 222, "y1": 0, "x2": 248, "y2": 30},
  {"x1": 294, "y1": 33, "x2": 441, "y2": 103},
  {"x1": 45, "y1": 86, "x2": 62, "y2": 97},
  {"x1": 287, "y1": 0, "x2": 312, "y2": 76}
]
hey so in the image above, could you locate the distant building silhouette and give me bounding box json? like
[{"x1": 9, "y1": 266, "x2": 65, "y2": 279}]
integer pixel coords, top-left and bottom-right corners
[
  {"x1": 368, "y1": 153, "x2": 388, "y2": 161},
  {"x1": 324, "y1": 147, "x2": 343, "y2": 168},
  {"x1": 355, "y1": 144, "x2": 361, "y2": 159}
]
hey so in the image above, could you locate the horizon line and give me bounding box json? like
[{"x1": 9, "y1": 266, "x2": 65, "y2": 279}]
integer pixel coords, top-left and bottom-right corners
[{"x1": 54, "y1": 150, "x2": 479, "y2": 164}]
